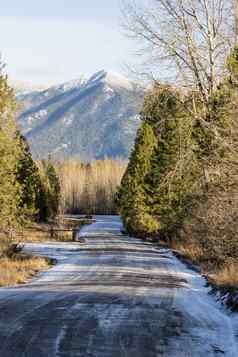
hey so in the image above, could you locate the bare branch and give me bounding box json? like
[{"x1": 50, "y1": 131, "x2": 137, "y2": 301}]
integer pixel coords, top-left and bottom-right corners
[{"x1": 122, "y1": 0, "x2": 234, "y2": 104}]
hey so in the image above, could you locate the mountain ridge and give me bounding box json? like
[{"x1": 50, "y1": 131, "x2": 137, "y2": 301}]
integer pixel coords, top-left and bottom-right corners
[{"x1": 17, "y1": 70, "x2": 144, "y2": 161}]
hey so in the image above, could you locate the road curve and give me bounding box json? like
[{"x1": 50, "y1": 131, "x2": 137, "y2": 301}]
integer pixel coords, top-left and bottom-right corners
[{"x1": 0, "y1": 216, "x2": 237, "y2": 356}]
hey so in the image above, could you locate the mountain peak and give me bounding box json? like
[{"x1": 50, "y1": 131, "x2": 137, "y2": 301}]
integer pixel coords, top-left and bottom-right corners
[
  {"x1": 17, "y1": 69, "x2": 143, "y2": 161},
  {"x1": 104, "y1": 71, "x2": 134, "y2": 90},
  {"x1": 87, "y1": 70, "x2": 134, "y2": 90},
  {"x1": 53, "y1": 77, "x2": 86, "y2": 93}
]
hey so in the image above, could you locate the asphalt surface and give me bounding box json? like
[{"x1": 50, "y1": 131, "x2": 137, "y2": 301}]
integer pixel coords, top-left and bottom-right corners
[{"x1": 0, "y1": 216, "x2": 237, "y2": 357}]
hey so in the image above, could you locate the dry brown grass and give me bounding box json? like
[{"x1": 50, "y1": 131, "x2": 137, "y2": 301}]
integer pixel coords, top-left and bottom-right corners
[
  {"x1": 172, "y1": 169, "x2": 238, "y2": 287},
  {"x1": 211, "y1": 264, "x2": 238, "y2": 287},
  {"x1": 0, "y1": 254, "x2": 50, "y2": 287},
  {"x1": 172, "y1": 239, "x2": 238, "y2": 287},
  {"x1": 0, "y1": 217, "x2": 86, "y2": 287},
  {"x1": 22, "y1": 218, "x2": 91, "y2": 243},
  {"x1": 0, "y1": 216, "x2": 91, "y2": 287},
  {"x1": 23, "y1": 225, "x2": 72, "y2": 243},
  {"x1": 171, "y1": 241, "x2": 205, "y2": 265}
]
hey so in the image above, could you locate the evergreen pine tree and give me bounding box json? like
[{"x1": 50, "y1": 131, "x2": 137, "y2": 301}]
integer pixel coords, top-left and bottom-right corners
[
  {"x1": 118, "y1": 121, "x2": 159, "y2": 235},
  {"x1": 37, "y1": 158, "x2": 61, "y2": 221},
  {"x1": 0, "y1": 67, "x2": 22, "y2": 234},
  {"x1": 16, "y1": 134, "x2": 42, "y2": 218},
  {"x1": 118, "y1": 84, "x2": 198, "y2": 237}
]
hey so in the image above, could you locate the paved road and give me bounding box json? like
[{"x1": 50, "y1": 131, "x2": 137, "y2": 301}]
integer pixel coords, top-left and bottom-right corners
[{"x1": 0, "y1": 216, "x2": 237, "y2": 356}]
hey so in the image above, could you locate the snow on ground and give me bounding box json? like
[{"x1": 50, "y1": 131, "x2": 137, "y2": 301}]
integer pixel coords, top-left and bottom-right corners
[
  {"x1": 0, "y1": 215, "x2": 237, "y2": 356},
  {"x1": 77, "y1": 215, "x2": 123, "y2": 237}
]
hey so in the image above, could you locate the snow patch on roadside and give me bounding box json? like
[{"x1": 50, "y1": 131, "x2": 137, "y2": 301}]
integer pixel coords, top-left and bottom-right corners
[
  {"x1": 9, "y1": 215, "x2": 238, "y2": 356},
  {"x1": 55, "y1": 325, "x2": 67, "y2": 356},
  {"x1": 169, "y1": 251, "x2": 238, "y2": 356}
]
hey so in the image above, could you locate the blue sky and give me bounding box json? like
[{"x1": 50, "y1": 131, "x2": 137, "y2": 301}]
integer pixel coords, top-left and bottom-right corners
[{"x1": 0, "y1": 0, "x2": 138, "y2": 87}]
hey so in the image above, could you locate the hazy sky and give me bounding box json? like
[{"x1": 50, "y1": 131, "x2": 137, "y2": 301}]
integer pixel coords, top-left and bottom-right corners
[{"x1": 0, "y1": 0, "x2": 138, "y2": 87}]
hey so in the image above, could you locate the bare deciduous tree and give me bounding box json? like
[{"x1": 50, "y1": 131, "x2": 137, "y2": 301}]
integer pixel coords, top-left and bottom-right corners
[
  {"x1": 58, "y1": 159, "x2": 127, "y2": 215},
  {"x1": 122, "y1": 0, "x2": 234, "y2": 105}
]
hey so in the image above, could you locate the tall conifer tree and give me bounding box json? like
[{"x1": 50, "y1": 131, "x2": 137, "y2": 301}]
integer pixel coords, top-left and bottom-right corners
[{"x1": 0, "y1": 66, "x2": 21, "y2": 233}]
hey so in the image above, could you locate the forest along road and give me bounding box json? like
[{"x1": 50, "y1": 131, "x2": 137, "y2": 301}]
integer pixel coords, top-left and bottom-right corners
[{"x1": 0, "y1": 216, "x2": 237, "y2": 357}]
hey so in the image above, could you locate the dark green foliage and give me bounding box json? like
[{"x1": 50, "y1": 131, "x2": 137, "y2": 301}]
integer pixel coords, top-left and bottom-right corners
[
  {"x1": 171, "y1": 47, "x2": 238, "y2": 275},
  {"x1": 0, "y1": 70, "x2": 22, "y2": 233},
  {"x1": 118, "y1": 43, "x2": 238, "y2": 266},
  {"x1": 16, "y1": 134, "x2": 42, "y2": 217},
  {"x1": 14, "y1": 137, "x2": 61, "y2": 223},
  {"x1": 118, "y1": 121, "x2": 159, "y2": 235},
  {"x1": 0, "y1": 64, "x2": 61, "y2": 236},
  {"x1": 118, "y1": 85, "x2": 199, "y2": 237},
  {"x1": 197, "y1": 46, "x2": 238, "y2": 162},
  {"x1": 37, "y1": 158, "x2": 61, "y2": 221},
  {"x1": 227, "y1": 45, "x2": 238, "y2": 83}
]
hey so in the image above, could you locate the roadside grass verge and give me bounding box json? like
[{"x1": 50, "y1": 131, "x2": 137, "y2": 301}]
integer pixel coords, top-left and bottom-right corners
[
  {"x1": 171, "y1": 241, "x2": 238, "y2": 286},
  {"x1": 0, "y1": 235, "x2": 51, "y2": 287},
  {"x1": 22, "y1": 217, "x2": 93, "y2": 243},
  {"x1": 0, "y1": 216, "x2": 93, "y2": 287},
  {"x1": 23, "y1": 223, "x2": 72, "y2": 243},
  {"x1": 171, "y1": 184, "x2": 238, "y2": 290},
  {"x1": 210, "y1": 264, "x2": 238, "y2": 288},
  {"x1": 171, "y1": 238, "x2": 238, "y2": 312},
  {"x1": 0, "y1": 254, "x2": 51, "y2": 287}
]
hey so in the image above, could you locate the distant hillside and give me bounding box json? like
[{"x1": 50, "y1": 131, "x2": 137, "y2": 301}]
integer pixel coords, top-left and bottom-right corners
[{"x1": 16, "y1": 70, "x2": 144, "y2": 161}]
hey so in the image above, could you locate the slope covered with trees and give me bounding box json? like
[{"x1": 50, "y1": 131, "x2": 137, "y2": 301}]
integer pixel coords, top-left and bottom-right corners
[{"x1": 17, "y1": 71, "x2": 143, "y2": 161}]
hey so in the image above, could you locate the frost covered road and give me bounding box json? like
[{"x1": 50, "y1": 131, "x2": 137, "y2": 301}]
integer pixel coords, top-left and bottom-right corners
[{"x1": 0, "y1": 216, "x2": 237, "y2": 357}]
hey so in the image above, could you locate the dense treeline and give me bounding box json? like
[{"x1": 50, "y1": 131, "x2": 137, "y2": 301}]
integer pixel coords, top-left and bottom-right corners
[
  {"x1": 0, "y1": 68, "x2": 60, "y2": 239},
  {"x1": 117, "y1": 85, "x2": 199, "y2": 236},
  {"x1": 118, "y1": 49, "x2": 238, "y2": 275},
  {"x1": 58, "y1": 159, "x2": 126, "y2": 215}
]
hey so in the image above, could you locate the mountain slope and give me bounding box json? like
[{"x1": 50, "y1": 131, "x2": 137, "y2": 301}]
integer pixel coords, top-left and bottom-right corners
[{"x1": 17, "y1": 70, "x2": 143, "y2": 161}]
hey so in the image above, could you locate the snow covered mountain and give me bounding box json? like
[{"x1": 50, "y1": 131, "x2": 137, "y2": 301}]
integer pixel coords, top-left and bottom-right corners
[{"x1": 17, "y1": 70, "x2": 143, "y2": 161}]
